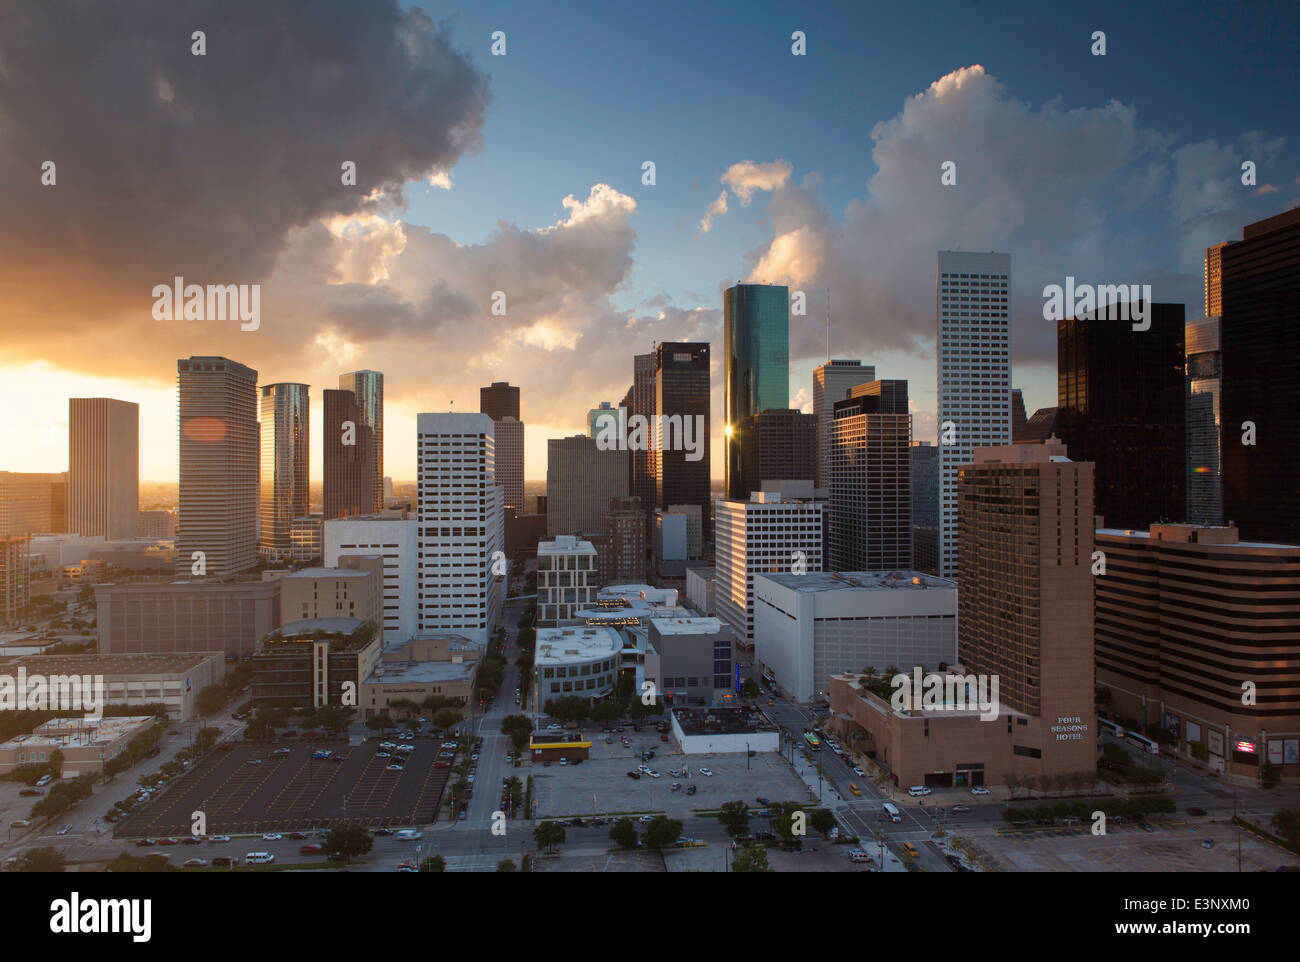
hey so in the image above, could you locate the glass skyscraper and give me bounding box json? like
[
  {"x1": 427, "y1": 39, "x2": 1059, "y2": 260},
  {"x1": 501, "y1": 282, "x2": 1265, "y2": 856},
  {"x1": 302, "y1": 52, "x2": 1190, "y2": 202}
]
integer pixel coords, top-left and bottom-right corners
[
  {"x1": 259, "y1": 383, "x2": 310, "y2": 560},
  {"x1": 724, "y1": 283, "x2": 789, "y2": 499},
  {"x1": 339, "y1": 370, "x2": 384, "y2": 513}
]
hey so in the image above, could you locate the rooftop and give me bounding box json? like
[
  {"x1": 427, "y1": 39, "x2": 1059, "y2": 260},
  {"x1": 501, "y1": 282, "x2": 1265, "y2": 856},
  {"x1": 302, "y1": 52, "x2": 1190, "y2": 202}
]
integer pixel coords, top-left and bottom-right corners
[
  {"x1": 0, "y1": 652, "x2": 224, "y2": 676},
  {"x1": 366, "y1": 661, "x2": 476, "y2": 685},
  {"x1": 672, "y1": 706, "x2": 777, "y2": 736},
  {"x1": 539, "y1": 536, "x2": 597, "y2": 556},
  {"x1": 650, "y1": 616, "x2": 726, "y2": 635},
  {"x1": 0, "y1": 715, "x2": 155, "y2": 751},
  {"x1": 282, "y1": 567, "x2": 372, "y2": 580},
  {"x1": 757, "y1": 570, "x2": 955, "y2": 592},
  {"x1": 535, "y1": 626, "x2": 622, "y2": 664}
]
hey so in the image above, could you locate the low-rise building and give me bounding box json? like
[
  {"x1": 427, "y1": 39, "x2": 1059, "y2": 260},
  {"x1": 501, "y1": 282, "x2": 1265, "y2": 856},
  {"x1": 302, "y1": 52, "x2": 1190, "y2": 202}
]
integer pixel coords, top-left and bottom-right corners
[
  {"x1": 251, "y1": 617, "x2": 382, "y2": 709},
  {"x1": 0, "y1": 715, "x2": 156, "y2": 777},
  {"x1": 668, "y1": 706, "x2": 780, "y2": 755},
  {"x1": 684, "y1": 566, "x2": 715, "y2": 615},
  {"x1": 96, "y1": 579, "x2": 281, "y2": 660},
  {"x1": 533, "y1": 625, "x2": 621, "y2": 709},
  {"x1": 0, "y1": 652, "x2": 225, "y2": 721},
  {"x1": 359, "y1": 633, "x2": 482, "y2": 718},
  {"x1": 279, "y1": 565, "x2": 381, "y2": 628},
  {"x1": 645, "y1": 617, "x2": 736, "y2": 707},
  {"x1": 537, "y1": 536, "x2": 597, "y2": 627}
]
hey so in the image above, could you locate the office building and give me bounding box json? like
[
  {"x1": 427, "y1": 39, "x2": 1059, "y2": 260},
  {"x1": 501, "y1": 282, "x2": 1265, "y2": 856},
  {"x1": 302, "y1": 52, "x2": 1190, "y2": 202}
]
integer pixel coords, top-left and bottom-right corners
[
  {"x1": 631, "y1": 354, "x2": 657, "y2": 526},
  {"x1": 738, "y1": 408, "x2": 817, "y2": 498},
  {"x1": 0, "y1": 653, "x2": 225, "y2": 722},
  {"x1": 1095, "y1": 523, "x2": 1300, "y2": 785},
  {"x1": 537, "y1": 535, "x2": 597, "y2": 627},
  {"x1": 323, "y1": 387, "x2": 372, "y2": 520},
  {"x1": 259, "y1": 383, "x2": 310, "y2": 560},
  {"x1": 601, "y1": 496, "x2": 646, "y2": 585},
  {"x1": 290, "y1": 514, "x2": 323, "y2": 563},
  {"x1": 1186, "y1": 318, "x2": 1223, "y2": 526},
  {"x1": 1057, "y1": 301, "x2": 1185, "y2": 529},
  {"x1": 715, "y1": 480, "x2": 825, "y2": 646},
  {"x1": 0, "y1": 716, "x2": 157, "y2": 778},
  {"x1": 813, "y1": 360, "x2": 876, "y2": 490},
  {"x1": 1010, "y1": 388, "x2": 1028, "y2": 439},
  {"x1": 252, "y1": 617, "x2": 382, "y2": 709},
  {"x1": 645, "y1": 617, "x2": 736, "y2": 707},
  {"x1": 937, "y1": 251, "x2": 1011, "y2": 578},
  {"x1": 724, "y1": 284, "x2": 789, "y2": 500},
  {"x1": 0, "y1": 537, "x2": 29, "y2": 625},
  {"x1": 137, "y1": 509, "x2": 175, "y2": 540},
  {"x1": 69, "y1": 397, "x2": 138, "y2": 540},
  {"x1": 654, "y1": 509, "x2": 688, "y2": 578},
  {"x1": 338, "y1": 370, "x2": 383, "y2": 513},
  {"x1": 588, "y1": 401, "x2": 627, "y2": 439},
  {"x1": 1218, "y1": 207, "x2": 1300, "y2": 543},
  {"x1": 176, "y1": 357, "x2": 259, "y2": 577},
  {"x1": 416, "y1": 413, "x2": 505, "y2": 645},
  {"x1": 666, "y1": 504, "x2": 702, "y2": 559},
  {"x1": 323, "y1": 517, "x2": 419, "y2": 643},
  {"x1": 1017, "y1": 407, "x2": 1061, "y2": 443},
  {"x1": 910, "y1": 442, "x2": 939, "y2": 575},
  {"x1": 655, "y1": 341, "x2": 711, "y2": 538},
  {"x1": 684, "y1": 566, "x2": 715, "y2": 615},
  {"x1": 532, "y1": 624, "x2": 621, "y2": 710},
  {"x1": 828, "y1": 381, "x2": 912, "y2": 571},
  {"x1": 361, "y1": 634, "x2": 483, "y2": 717},
  {"x1": 479, "y1": 380, "x2": 520, "y2": 421},
  {"x1": 1205, "y1": 242, "x2": 1226, "y2": 318},
  {"x1": 96, "y1": 579, "x2": 281, "y2": 659},
  {"x1": 280, "y1": 565, "x2": 381, "y2": 628},
  {"x1": 545, "y1": 435, "x2": 628, "y2": 538},
  {"x1": 0, "y1": 472, "x2": 67, "y2": 537},
  {"x1": 754, "y1": 570, "x2": 956, "y2": 704},
  {"x1": 480, "y1": 381, "x2": 524, "y2": 511}
]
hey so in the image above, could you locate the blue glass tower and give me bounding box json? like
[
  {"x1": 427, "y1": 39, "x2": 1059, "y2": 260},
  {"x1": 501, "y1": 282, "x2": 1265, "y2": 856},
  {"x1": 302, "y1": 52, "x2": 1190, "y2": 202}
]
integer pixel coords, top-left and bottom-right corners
[{"x1": 724, "y1": 283, "x2": 789, "y2": 499}]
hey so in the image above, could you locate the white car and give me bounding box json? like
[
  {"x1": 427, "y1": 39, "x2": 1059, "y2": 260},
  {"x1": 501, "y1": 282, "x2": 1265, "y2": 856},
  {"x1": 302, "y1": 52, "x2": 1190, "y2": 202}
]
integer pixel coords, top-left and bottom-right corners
[
  {"x1": 853, "y1": 767, "x2": 866, "y2": 777},
  {"x1": 395, "y1": 829, "x2": 423, "y2": 840},
  {"x1": 646, "y1": 770, "x2": 661, "y2": 778},
  {"x1": 698, "y1": 767, "x2": 713, "y2": 777},
  {"x1": 908, "y1": 786, "x2": 931, "y2": 797},
  {"x1": 467, "y1": 774, "x2": 475, "y2": 783},
  {"x1": 380, "y1": 741, "x2": 396, "y2": 749},
  {"x1": 262, "y1": 833, "x2": 283, "y2": 841},
  {"x1": 546, "y1": 724, "x2": 563, "y2": 731},
  {"x1": 970, "y1": 786, "x2": 990, "y2": 796}
]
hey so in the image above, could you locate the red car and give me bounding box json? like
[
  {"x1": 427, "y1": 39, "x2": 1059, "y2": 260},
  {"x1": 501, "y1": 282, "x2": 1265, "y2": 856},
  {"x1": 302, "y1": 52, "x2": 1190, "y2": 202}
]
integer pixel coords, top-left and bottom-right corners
[
  {"x1": 158, "y1": 837, "x2": 179, "y2": 846},
  {"x1": 434, "y1": 760, "x2": 451, "y2": 769},
  {"x1": 299, "y1": 844, "x2": 322, "y2": 855}
]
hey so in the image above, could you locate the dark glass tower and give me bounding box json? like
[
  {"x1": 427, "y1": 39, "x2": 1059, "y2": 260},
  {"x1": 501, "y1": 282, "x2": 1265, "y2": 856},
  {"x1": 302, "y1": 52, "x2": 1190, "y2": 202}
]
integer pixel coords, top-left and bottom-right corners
[
  {"x1": 338, "y1": 370, "x2": 383, "y2": 513},
  {"x1": 1056, "y1": 302, "x2": 1186, "y2": 530},
  {"x1": 654, "y1": 342, "x2": 710, "y2": 540},
  {"x1": 1218, "y1": 207, "x2": 1300, "y2": 543},
  {"x1": 738, "y1": 408, "x2": 817, "y2": 497},
  {"x1": 323, "y1": 388, "x2": 373, "y2": 520},
  {"x1": 479, "y1": 381, "x2": 520, "y2": 422},
  {"x1": 724, "y1": 284, "x2": 789, "y2": 499}
]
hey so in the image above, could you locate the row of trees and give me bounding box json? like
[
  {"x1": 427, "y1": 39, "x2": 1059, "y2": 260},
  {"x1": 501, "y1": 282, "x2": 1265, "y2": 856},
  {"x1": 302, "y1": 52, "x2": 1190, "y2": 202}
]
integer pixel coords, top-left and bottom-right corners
[
  {"x1": 717, "y1": 799, "x2": 836, "y2": 842},
  {"x1": 1005, "y1": 769, "x2": 1111, "y2": 797},
  {"x1": 1002, "y1": 795, "x2": 1176, "y2": 824}
]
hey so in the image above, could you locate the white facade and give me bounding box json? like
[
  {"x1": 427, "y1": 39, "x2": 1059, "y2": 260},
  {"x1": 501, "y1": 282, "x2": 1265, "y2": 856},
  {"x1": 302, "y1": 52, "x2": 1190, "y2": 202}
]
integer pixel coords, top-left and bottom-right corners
[
  {"x1": 754, "y1": 570, "x2": 956, "y2": 703},
  {"x1": 715, "y1": 481, "x2": 825, "y2": 645},
  {"x1": 537, "y1": 535, "x2": 597, "y2": 626},
  {"x1": 937, "y1": 252, "x2": 1011, "y2": 579},
  {"x1": 684, "y1": 566, "x2": 715, "y2": 615},
  {"x1": 534, "y1": 625, "x2": 621, "y2": 706},
  {"x1": 416, "y1": 413, "x2": 505, "y2": 646},
  {"x1": 323, "y1": 517, "x2": 418, "y2": 644}
]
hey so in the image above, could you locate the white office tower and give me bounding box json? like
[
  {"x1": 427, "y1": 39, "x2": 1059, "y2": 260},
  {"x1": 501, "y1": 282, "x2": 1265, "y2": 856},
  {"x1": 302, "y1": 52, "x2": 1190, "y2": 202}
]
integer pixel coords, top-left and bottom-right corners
[
  {"x1": 936, "y1": 251, "x2": 1011, "y2": 579},
  {"x1": 715, "y1": 480, "x2": 825, "y2": 647},
  {"x1": 812, "y1": 360, "x2": 875, "y2": 489},
  {"x1": 323, "y1": 516, "x2": 419, "y2": 644},
  {"x1": 416, "y1": 413, "x2": 505, "y2": 645}
]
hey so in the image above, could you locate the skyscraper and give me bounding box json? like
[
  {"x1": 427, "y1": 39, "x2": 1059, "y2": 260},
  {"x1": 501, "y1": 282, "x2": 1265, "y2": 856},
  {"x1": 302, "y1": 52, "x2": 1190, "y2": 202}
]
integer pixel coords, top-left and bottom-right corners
[
  {"x1": 259, "y1": 383, "x2": 310, "y2": 560},
  {"x1": 1217, "y1": 206, "x2": 1300, "y2": 543},
  {"x1": 654, "y1": 341, "x2": 711, "y2": 539},
  {"x1": 68, "y1": 397, "x2": 138, "y2": 540},
  {"x1": 937, "y1": 251, "x2": 1011, "y2": 579},
  {"x1": 480, "y1": 381, "x2": 524, "y2": 512},
  {"x1": 338, "y1": 370, "x2": 383, "y2": 513},
  {"x1": 958, "y1": 440, "x2": 1095, "y2": 766},
  {"x1": 813, "y1": 359, "x2": 876, "y2": 489},
  {"x1": 323, "y1": 388, "x2": 371, "y2": 520},
  {"x1": 631, "y1": 353, "x2": 657, "y2": 524},
  {"x1": 1056, "y1": 302, "x2": 1185, "y2": 530},
  {"x1": 724, "y1": 283, "x2": 789, "y2": 499},
  {"x1": 176, "y1": 357, "x2": 259, "y2": 577},
  {"x1": 0, "y1": 472, "x2": 68, "y2": 537},
  {"x1": 416, "y1": 412, "x2": 504, "y2": 645},
  {"x1": 737, "y1": 408, "x2": 817, "y2": 497},
  {"x1": 829, "y1": 381, "x2": 912, "y2": 572},
  {"x1": 1186, "y1": 317, "x2": 1223, "y2": 526},
  {"x1": 545, "y1": 435, "x2": 628, "y2": 538}
]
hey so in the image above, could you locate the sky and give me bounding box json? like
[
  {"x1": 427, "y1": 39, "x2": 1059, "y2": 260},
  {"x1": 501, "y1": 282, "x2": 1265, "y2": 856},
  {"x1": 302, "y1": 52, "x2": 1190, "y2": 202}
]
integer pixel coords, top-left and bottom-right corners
[{"x1": 1, "y1": 0, "x2": 1297, "y2": 482}]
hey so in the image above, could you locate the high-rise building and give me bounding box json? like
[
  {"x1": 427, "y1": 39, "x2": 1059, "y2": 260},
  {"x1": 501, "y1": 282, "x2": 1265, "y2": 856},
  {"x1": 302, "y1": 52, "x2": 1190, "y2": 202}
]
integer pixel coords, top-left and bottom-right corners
[
  {"x1": 937, "y1": 251, "x2": 1011, "y2": 579},
  {"x1": 323, "y1": 388, "x2": 371, "y2": 520},
  {"x1": 1056, "y1": 302, "x2": 1185, "y2": 529},
  {"x1": 655, "y1": 341, "x2": 711, "y2": 539},
  {"x1": 957, "y1": 440, "x2": 1096, "y2": 769},
  {"x1": 338, "y1": 371, "x2": 383, "y2": 513},
  {"x1": 545, "y1": 435, "x2": 628, "y2": 538},
  {"x1": 715, "y1": 480, "x2": 824, "y2": 646},
  {"x1": 1205, "y1": 241, "x2": 1226, "y2": 318},
  {"x1": 724, "y1": 284, "x2": 789, "y2": 499},
  {"x1": 587, "y1": 401, "x2": 627, "y2": 439},
  {"x1": 0, "y1": 472, "x2": 67, "y2": 536},
  {"x1": 1095, "y1": 523, "x2": 1300, "y2": 784},
  {"x1": 813, "y1": 360, "x2": 876, "y2": 490},
  {"x1": 69, "y1": 398, "x2": 138, "y2": 540},
  {"x1": 259, "y1": 383, "x2": 309, "y2": 560},
  {"x1": 537, "y1": 535, "x2": 597, "y2": 627},
  {"x1": 600, "y1": 496, "x2": 646, "y2": 585},
  {"x1": 137, "y1": 509, "x2": 175, "y2": 539},
  {"x1": 1186, "y1": 318, "x2": 1223, "y2": 526},
  {"x1": 631, "y1": 353, "x2": 657, "y2": 526},
  {"x1": 416, "y1": 413, "x2": 504, "y2": 645},
  {"x1": 480, "y1": 381, "x2": 524, "y2": 512},
  {"x1": 737, "y1": 408, "x2": 817, "y2": 497},
  {"x1": 909, "y1": 441, "x2": 940, "y2": 575},
  {"x1": 324, "y1": 517, "x2": 419, "y2": 643},
  {"x1": 666, "y1": 503, "x2": 703, "y2": 559},
  {"x1": 1217, "y1": 206, "x2": 1300, "y2": 543},
  {"x1": 829, "y1": 381, "x2": 912, "y2": 572},
  {"x1": 479, "y1": 380, "x2": 520, "y2": 422},
  {"x1": 176, "y1": 357, "x2": 259, "y2": 577},
  {"x1": 0, "y1": 536, "x2": 30, "y2": 626},
  {"x1": 1010, "y1": 389, "x2": 1028, "y2": 438}
]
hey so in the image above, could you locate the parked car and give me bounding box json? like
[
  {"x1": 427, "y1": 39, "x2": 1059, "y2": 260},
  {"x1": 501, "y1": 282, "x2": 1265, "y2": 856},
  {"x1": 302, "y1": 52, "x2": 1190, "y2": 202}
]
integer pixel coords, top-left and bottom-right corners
[
  {"x1": 211, "y1": 856, "x2": 239, "y2": 867},
  {"x1": 1187, "y1": 807, "x2": 1208, "y2": 817},
  {"x1": 373, "y1": 828, "x2": 394, "y2": 836},
  {"x1": 134, "y1": 838, "x2": 157, "y2": 847},
  {"x1": 182, "y1": 858, "x2": 207, "y2": 868},
  {"x1": 181, "y1": 836, "x2": 202, "y2": 845},
  {"x1": 626, "y1": 771, "x2": 641, "y2": 780},
  {"x1": 18, "y1": 789, "x2": 41, "y2": 797},
  {"x1": 208, "y1": 835, "x2": 231, "y2": 843},
  {"x1": 247, "y1": 759, "x2": 263, "y2": 766},
  {"x1": 908, "y1": 786, "x2": 932, "y2": 797},
  {"x1": 685, "y1": 785, "x2": 697, "y2": 796},
  {"x1": 970, "y1": 786, "x2": 990, "y2": 795},
  {"x1": 262, "y1": 833, "x2": 283, "y2": 841},
  {"x1": 852, "y1": 767, "x2": 866, "y2": 777},
  {"x1": 288, "y1": 832, "x2": 308, "y2": 840},
  {"x1": 300, "y1": 844, "x2": 322, "y2": 855},
  {"x1": 698, "y1": 767, "x2": 713, "y2": 776},
  {"x1": 1202, "y1": 839, "x2": 1215, "y2": 849}
]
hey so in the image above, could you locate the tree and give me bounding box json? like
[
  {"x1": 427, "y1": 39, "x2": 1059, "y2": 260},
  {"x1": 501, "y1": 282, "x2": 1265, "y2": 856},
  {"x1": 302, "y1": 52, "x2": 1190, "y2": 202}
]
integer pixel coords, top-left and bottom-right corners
[
  {"x1": 501, "y1": 715, "x2": 534, "y2": 755},
  {"x1": 741, "y1": 678, "x2": 760, "y2": 699},
  {"x1": 194, "y1": 726, "x2": 222, "y2": 753},
  {"x1": 1271, "y1": 808, "x2": 1300, "y2": 853},
  {"x1": 769, "y1": 802, "x2": 803, "y2": 849},
  {"x1": 324, "y1": 823, "x2": 373, "y2": 863},
  {"x1": 506, "y1": 776, "x2": 524, "y2": 815},
  {"x1": 316, "y1": 705, "x2": 354, "y2": 735},
  {"x1": 642, "y1": 816, "x2": 683, "y2": 851},
  {"x1": 432, "y1": 708, "x2": 462, "y2": 731},
  {"x1": 590, "y1": 700, "x2": 623, "y2": 725},
  {"x1": 533, "y1": 821, "x2": 565, "y2": 854},
  {"x1": 49, "y1": 749, "x2": 64, "y2": 780},
  {"x1": 497, "y1": 859, "x2": 517, "y2": 872},
  {"x1": 610, "y1": 817, "x2": 639, "y2": 850},
  {"x1": 196, "y1": 685, "x2": 226, "y2": 716},
  {"x1": 718, "y1": 800, "x2": 751, "y2": 839},
  {"x1": 809, "y1": 808, "x2": 837, "y2": 838},
  {"x1": 14, "y1": 846, "x2": 66, "y2": 872},
  {"x1": 365, "y1": 714, "x2": 394, "y2": 737},
  {"x1": 420, "y1": 854, "x2": 446, "y2": 872},
  {"x1": 731, "y1": 842, "x2": 773, "y2": 873}
]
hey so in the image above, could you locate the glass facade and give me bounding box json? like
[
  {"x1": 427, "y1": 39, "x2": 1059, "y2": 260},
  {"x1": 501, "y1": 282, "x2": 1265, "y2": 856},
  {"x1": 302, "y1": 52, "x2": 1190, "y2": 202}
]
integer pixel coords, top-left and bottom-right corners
[
  {"x1": 724, "y1": 284, "x2": 789, "y2": 499},
  {"x1": 339, "y1": 370, "x2": 384, "y2": 513}
]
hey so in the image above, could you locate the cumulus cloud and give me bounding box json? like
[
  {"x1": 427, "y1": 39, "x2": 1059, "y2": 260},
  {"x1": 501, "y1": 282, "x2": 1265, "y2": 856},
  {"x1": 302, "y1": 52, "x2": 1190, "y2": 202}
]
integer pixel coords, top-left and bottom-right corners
[
  {"x1": 698, "y1": 190, "x2": 728, "y2": 232},
  {"x1": 723, "y1": 159, "x2": 793, "y2": 204}
]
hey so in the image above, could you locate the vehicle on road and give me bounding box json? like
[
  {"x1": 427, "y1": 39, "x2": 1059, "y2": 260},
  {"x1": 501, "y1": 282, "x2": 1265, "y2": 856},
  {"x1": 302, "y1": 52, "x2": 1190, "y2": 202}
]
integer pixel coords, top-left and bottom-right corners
[
  {"x1": 882, "y1": 802, "x2": 901, "y2": 822},
  {"x1": 645, "y1": 770, "x2": 661, "y2": 778},
  {"x1": 373, "y1": 828, "x2": 394, "y2": 836},
  {"x1": 395, "y1": 829, "x2": 423, "y2": 840},
  {"x1": 1201, "y1": 839, "x2": 1215, "y2": 849},
  {"x1": 182, "y1": 837, "x2": 202, "y2": 845},
  {"x1": 300, "y1": 844, "x2": 322, "y2": 855},
  {"x1": 638, "y1": 816, "x2": 654, "y2": 823},
  {"x1": 183, "y1": 858, "x2": 207, "y2": 868},
  {"x1": 57, "y1": 824, "x2": 72, "y2": 835},
  {"x1": 902, "y1": 842, "x2": 919, "y2": 858},
  {"x1": 627, "y1": 771, "x2": 640, "y2": 779},
  {"x1": 670, "y1": 783, "x2": 681, "y2": 791},
  {"x1": 698, "y1": 767, "x2": 713, "y2": 776},
  {"x1": 1125, "y1": 732, "x2": 1160, "y2": 755},
  {"x1": 208, "y1": 835, "x2": 231, "y2": 843},
  {"x1": 262, "y1": 833, "x2": 283, "y2": 841},
  {"x1": 952, "y1": 805, "x2": 972, "y2": 813},
  {"x1": 158, "y1": 838, "x2": 179, "y2": 846},
  {"x1": 970, "y1": 786, "x2": 990, "y2": 795},
  {"x1": 685, "y1": 785, "x2": 696, "y2": 796},
  {"x1": 853, "y1": 767, "x2": 866, "y2": 777},
  {"x1": 1139, "y1": 822, "x2": 1155, "y2": 833},
  {"x1": 908, "y1": 786, "x2": 931, "y2": 797}
]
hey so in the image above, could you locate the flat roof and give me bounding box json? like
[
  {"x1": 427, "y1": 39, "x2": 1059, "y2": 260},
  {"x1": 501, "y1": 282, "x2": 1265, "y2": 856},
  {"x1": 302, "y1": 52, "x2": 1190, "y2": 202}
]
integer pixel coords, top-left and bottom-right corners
[
  {"x1": 650, "y1": 616, "x2": 726, "y2": 635},
  {"x1": 278, "y1": 617, "x2": 364, "y2": 636},
  {"x1": 282, "y1": 568, "x2": 372, "y2": 580},
  {"x1": 1, "y1": 715, "x2": 155, "y2": 751},
  {"x1": 672, "y1": 706, "x2": 777, "y2": 736},
  {"x1": 535, "y1": 626, "x2": 622, "y2": 664},
  {"x1": 757, "y1": 570, "x2": 955, "y2": 592},
  {"x1": 1096, "y1": 528, "x2": 1299, "y2": 550},
  {"x1": 0, "y1": 652, "x2": 223, "y2": 676},
  {"x1": 366, "y1": 661, "x2": 475, "y2": 685}
]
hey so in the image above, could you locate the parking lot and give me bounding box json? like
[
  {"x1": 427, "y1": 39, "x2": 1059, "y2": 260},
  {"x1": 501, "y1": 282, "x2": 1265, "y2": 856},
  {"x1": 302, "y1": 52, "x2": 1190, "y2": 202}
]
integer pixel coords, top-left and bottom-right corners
[
  {"x1": 529, "y1": 725, "x2": 809, "y2": 819},
  {"x1": 113, "y1": 736, "x2": 454, "y2": 836}
]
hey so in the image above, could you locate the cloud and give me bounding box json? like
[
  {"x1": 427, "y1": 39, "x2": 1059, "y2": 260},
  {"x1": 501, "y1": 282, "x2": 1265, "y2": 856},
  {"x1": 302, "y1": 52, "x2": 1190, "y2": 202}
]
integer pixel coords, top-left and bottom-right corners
[
  {"x1": 723, "y1": 159, "x2": 793, "y2": 205},
  {"x1": 790, "y1": 387, "x2": 812, "y2": 413},
  {"x1": 698, "y1": 190, "x2": 728, "y2": 233}
]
